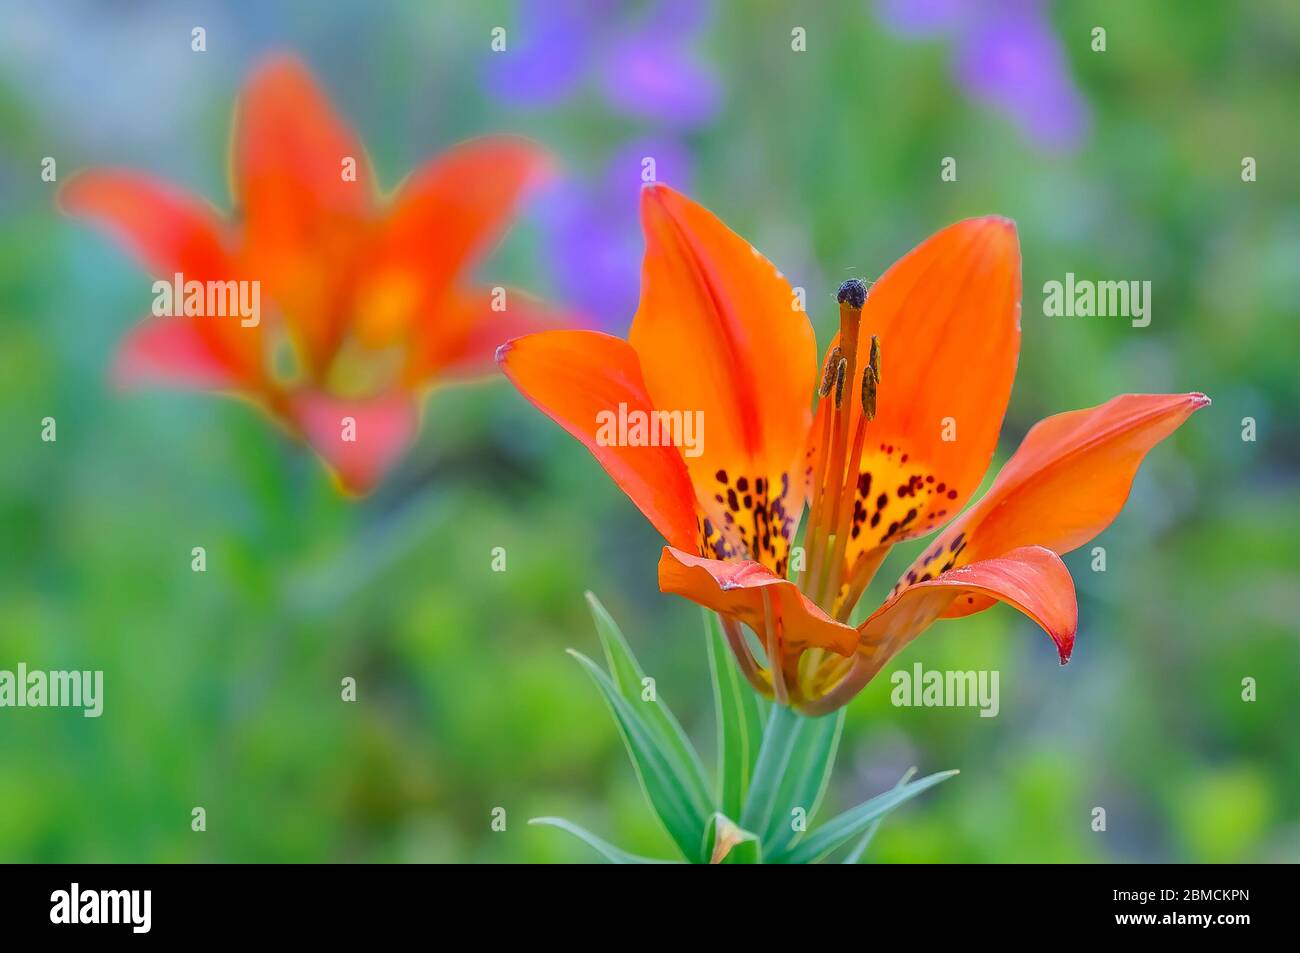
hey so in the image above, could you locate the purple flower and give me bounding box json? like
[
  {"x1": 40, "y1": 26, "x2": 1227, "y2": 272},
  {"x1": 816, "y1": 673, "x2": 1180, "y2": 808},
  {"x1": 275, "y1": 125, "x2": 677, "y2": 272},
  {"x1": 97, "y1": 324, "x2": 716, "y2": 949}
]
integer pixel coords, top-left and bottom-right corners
[
  {"x1": 875, "y1": 0, "x2": 1090, "y2": 152},
  {"x1": 535, "y1": 138, "x2": 692, "y2": 330},
  {"x1": 488, "y1": 0, "x2": 721, "y2": 128}
]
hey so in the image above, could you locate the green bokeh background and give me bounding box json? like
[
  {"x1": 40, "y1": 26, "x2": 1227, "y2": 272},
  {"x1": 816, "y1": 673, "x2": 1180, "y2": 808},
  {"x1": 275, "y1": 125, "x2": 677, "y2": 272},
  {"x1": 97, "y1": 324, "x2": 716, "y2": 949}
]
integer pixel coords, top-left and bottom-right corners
[{"x1": 1, "y1": 0, "x2": 1296, "y2": 862}]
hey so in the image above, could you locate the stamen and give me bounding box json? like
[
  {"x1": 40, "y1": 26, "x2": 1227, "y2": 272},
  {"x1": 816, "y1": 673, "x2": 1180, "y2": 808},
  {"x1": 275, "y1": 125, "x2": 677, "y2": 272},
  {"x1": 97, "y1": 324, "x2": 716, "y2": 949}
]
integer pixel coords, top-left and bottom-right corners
[
  {"x1": 820, "y1": 405, "x2": 868, "y2": 606},
  {"x1": 818, "y1": 346, "x2": 841, "y2": 398},
  {"x1": 805, "y1": 363, "x2": 848, "y2": 596},
  {"x1": 823, "y1": 337, "x2": 881, "y2": 606},
  {"x1": 861, "y1": 364, "x2": 877, "y2": 421},
  {"x1": 804, "y1": 282, "x2": 867, "y2": 606},
  {"x1": 797, "y1": 392, "x2": 835, "y2": 589}
]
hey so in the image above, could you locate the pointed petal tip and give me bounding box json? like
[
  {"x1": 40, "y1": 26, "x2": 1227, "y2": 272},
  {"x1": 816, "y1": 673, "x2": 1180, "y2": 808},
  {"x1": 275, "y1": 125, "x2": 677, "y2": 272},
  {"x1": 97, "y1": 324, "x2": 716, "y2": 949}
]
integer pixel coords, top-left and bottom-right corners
[
  {"x1": 1188, "y1": 391, "x2": 1211, "y2": 409},
  {"x1": 248, "y1": 51, "x2": 313, "y2": 85},
  {"x1": 638, "y1": 181, "x2": 681, "y2": 213},
  {"x1": 963, "y1": 214, "x2": 1017, "y2": 237},
  {"x1": 493, "y1": 340, "x2": 513, "y2": 364}
]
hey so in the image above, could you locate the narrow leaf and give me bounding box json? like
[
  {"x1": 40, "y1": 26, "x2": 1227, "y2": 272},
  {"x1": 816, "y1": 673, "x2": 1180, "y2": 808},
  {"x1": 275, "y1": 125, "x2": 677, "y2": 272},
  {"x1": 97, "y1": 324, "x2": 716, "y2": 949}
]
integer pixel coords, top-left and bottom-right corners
[
  {"x1": 739, "y1": 703, "x2": 802, "y2": 839},
  {"x1": 843, "y1": 766, "x2": 917, "y2": 864},
  {"x1": 568, "y1": 649, "x2": 712, "y2": 861},
  {"x1": 761, "y1": 707, "x2": 845, "y2": 856},
  {"x1": 705, "y1": 610, "x2": 766, "y2": 818},
  {"x1": 529, "y1": 817, "x2": 677, "y2": 864},
  {"x1": 775, "y1": 769, "x2": 959, "y2": 865},
  {"x1": 587, "y1": 592, "x2": 712, "y2": 810}
]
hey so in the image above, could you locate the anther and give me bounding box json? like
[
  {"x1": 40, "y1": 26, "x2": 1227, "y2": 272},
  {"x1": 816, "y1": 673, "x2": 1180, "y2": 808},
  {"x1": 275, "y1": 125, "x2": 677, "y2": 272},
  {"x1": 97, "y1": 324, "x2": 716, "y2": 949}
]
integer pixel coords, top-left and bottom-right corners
[
  {"x1": 833, "y1": 358, "x2": 848, "y2": 408},
  {"x1": 861, "y1": 364, "x2": 877, "y2": 421},
  {"x1": 819, "y1": 346, "x2": 842, "y2": 398},
  {"x1": 869, "y1": 335, "x2": 881, "y2": 383}
]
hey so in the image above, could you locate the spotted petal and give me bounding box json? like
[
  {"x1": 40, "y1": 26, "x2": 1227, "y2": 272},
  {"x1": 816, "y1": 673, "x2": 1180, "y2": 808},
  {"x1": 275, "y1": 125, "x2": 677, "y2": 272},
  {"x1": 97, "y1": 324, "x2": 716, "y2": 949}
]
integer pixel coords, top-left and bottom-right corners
[{"x1": 898, "y1": 392, "x2": 1209, "y2": 617}]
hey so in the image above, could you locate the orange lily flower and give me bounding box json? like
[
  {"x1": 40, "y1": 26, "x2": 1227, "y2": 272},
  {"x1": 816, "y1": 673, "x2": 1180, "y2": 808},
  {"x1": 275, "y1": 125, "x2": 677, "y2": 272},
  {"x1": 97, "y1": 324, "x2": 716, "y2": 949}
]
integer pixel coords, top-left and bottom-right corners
[
  {"x1": 499, "y1": 184, "x2": 1208, "y2": 714},
  {"x1": 61, "y1": 55, "x2": 559, "y2": 494}
]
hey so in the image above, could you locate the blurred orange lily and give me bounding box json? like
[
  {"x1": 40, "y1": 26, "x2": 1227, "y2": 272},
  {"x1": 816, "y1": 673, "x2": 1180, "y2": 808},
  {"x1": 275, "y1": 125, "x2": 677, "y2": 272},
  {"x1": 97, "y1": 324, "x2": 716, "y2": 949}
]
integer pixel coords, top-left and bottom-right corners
[
  {"x1": 499, "y1": 184, "x2": 1208, "y2": 713},
  {"x1": 62, "y1": 55, "x2": 559, "y2": 494}
]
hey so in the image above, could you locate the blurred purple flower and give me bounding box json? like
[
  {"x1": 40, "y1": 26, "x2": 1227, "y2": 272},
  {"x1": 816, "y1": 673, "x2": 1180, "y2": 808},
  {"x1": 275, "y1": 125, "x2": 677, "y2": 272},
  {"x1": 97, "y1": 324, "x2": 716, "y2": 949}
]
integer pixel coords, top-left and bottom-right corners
[
  {"x1": 488, "y1": 0, "x2": 721, "y2": 127},
  {"x1": 535, "y1": 138, "x2": 692, "y2": 330},
  {"x1": 875, "y1": 0, "x2": 1090, "y2": 152}
]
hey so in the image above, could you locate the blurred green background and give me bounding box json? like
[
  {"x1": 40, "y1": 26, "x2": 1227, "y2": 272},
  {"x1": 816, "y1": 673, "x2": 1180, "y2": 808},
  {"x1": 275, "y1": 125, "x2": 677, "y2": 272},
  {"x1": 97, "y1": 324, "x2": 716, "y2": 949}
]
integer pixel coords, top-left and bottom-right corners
[{"x1": 1, "y1": 0, "x2": 1297, "y2": 862}]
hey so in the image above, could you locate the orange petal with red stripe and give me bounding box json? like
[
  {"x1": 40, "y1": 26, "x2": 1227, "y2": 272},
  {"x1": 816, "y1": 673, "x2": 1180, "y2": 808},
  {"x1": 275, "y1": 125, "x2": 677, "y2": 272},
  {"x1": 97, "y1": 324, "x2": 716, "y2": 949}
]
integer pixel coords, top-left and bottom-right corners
[
  {"x1": 657, "y1": 547, "x2": 859, "y2": 657},
  {"x1": 497, "y1": 330, "x2": 700, "y2": 551},
  {"x1": 629, "y1": 184, "x2": 816, "y2": 572}
]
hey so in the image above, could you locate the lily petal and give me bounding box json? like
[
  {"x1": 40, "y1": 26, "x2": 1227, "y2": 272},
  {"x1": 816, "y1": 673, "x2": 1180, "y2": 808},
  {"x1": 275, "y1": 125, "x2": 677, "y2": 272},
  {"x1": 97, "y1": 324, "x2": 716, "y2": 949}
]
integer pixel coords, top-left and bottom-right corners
[
  {"x1": 234, "y1": 55, "x2": 375, "y2": 374},
  {"x1": 356, "y1": 138, "x2": 552, "y2": 351},
  {"x1": 60, "y1": 170, "x2": 233, "y2": 278},
  {"x1": 60, "y1": 170, "x2": 264, "y2": 387},
  {"x1": 819, "y1": 217, "x2": 1022, "y2": 578},
  {"x1": 497, "y1": 330, "x2": 700, "y2": 551},
  {"x1": 629, "y1": 184, "x2": 817, "y2": 572},
  {"x1": 803, "y1": 546, "x2": 1076, "y2": 715},
  {"x1": 657, "y1": 547, "x2": 859, "y2": 657},
  {"x1": 288, "y1": 389, "x2": 418, "y2": 495},
  {"x1": 114, "y1": 317, "x2": 246, "y2": 391},
  {"x1": 405, "y1": 287, "x2": 564, "y2": 387},
  {"x1": 898, "y1": 392, "x2": 1209, "y2": 616}
]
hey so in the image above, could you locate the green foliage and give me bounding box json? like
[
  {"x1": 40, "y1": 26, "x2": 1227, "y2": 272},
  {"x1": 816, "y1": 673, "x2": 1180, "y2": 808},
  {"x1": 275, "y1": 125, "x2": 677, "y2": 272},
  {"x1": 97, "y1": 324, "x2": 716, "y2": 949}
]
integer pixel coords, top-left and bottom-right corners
[
  {"x1": 532, "y1": 603, "x2": 954, "y2": 863},
  {"x1": 705, "y1": 611, "x2": 766, "y2": 818}
]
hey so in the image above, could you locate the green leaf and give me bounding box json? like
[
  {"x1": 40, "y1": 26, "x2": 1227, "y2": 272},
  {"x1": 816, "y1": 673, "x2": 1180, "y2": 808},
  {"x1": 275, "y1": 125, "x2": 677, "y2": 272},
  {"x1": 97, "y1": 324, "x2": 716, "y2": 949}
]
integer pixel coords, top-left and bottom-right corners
[
  {"x1": 529, "y1": 817, "x2": 677, "y2": 864},
  {"x1": 587, "y1": 592, "x2": 712, "y2": 810},
  {"x1": 843, "y1": 766, "x2": 917, "y2": 864},
  {"x1": 739, "y1": 703, "x2": 803, "y2": 839},
  {"x1": 774, "y1": 769, "x2": 959, "y2": 865},
  {"x1": 703, "y1": 812, "x2": 761, "y2": 865},
  {"x1": 567, "y1": 649, "x2": 713, "y2": 861},
  {"x1": 761, "y1": 707, "x2": 846, "y2": 857},
  {"x1": 705, "y1": 610, "x2": 766, "y2": 818}
]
